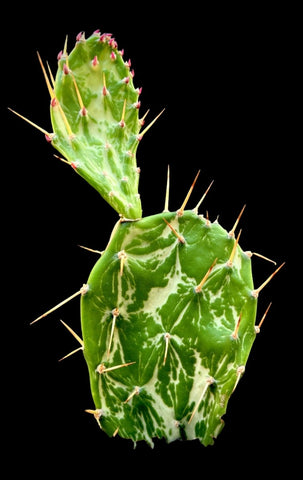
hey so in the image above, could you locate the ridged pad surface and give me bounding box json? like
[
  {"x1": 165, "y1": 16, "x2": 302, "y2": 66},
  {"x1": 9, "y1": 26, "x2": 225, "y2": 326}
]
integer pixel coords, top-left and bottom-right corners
[
  {"x1": 81, "y1": 210, "x2": 257, "y2": 446},
  {"x1": 51, "y1": 32, "x2": 142, "y2": 219}
]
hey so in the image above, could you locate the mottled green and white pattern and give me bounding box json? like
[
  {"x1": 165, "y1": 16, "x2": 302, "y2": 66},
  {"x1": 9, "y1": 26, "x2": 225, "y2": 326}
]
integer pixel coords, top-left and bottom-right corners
[
  {"x1": 81, "y1": 210, "x2": 257, "y2": 446},
  {"x1": 50, "y1": 31, "x2": 142, "y2": 219},
  {"x1": 10, "y1": 27, "x2": 284, "y2": 449}
]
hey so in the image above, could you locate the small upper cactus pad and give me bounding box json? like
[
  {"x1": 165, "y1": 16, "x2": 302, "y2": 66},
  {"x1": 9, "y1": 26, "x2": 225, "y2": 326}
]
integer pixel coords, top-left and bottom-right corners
[{"x1": 49, "y1": 31, "x2": 144, "y2": 219}]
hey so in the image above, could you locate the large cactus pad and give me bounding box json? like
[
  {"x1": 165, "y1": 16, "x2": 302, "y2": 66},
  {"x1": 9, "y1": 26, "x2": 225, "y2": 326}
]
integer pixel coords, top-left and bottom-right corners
[{"x1": 81, "y1": 210, "x2": 257, "y2": 446}]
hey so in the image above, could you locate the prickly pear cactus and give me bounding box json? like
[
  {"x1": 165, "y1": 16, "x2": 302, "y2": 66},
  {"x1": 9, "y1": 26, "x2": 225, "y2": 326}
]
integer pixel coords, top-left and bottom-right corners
[
  {"x1": 12, "y1": 30, "x2": 284, "y2": 447},
  {"x1": 81, "y1": 210, "x2": 257, "y2": 446}
]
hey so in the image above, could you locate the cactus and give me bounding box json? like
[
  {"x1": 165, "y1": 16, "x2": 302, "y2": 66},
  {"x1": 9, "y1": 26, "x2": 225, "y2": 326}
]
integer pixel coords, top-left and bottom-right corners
[{"x1": 11, "y1": 30, "x2": 284, "y2": 447}]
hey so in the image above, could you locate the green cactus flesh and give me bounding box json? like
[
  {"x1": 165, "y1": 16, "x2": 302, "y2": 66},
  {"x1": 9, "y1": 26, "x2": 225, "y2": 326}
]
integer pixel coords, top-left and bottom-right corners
[
  {"x1": 81, "y1": 210, "x2": 257, "y2": 446},
  {"x1": 50, "y1": 32, "x2": 142, "y2": 219},
  {"x1": 11, "y1": 29, "x2": 283, "y2": 448}
]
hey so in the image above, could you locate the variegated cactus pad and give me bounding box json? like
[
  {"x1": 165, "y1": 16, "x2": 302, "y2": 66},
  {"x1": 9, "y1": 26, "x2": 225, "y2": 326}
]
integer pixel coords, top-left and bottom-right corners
[
  {"x1": 10, "y1": 29, "x2": 284, "y2": 448},
  {"x1": 81, "y1": 210, "x2": 257, "y2": 446}
]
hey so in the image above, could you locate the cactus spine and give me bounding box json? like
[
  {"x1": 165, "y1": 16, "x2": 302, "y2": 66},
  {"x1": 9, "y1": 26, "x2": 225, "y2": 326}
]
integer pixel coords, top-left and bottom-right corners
[{"x1": 12, "y1": 30, "x2": 284, "y2": 447}]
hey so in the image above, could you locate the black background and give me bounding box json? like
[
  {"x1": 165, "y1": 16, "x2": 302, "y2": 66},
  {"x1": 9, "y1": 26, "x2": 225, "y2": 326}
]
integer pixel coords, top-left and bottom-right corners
[{"x1": 3, "y1": 2, "x2": 298, "y2": 477}]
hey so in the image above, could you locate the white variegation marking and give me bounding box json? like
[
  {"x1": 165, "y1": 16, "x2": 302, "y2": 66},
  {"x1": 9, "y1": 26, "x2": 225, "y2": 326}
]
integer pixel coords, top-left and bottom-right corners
[{"x1": 82, "y1": 211, "x2": 257, "y2": 445}]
